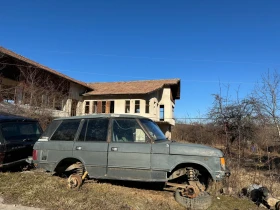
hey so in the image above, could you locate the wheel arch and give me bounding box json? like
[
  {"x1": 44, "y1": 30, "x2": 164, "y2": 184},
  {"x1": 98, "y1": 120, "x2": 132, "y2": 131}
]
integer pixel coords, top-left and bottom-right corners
[
  {"x1": 168, "y1": 161, "x2": 214, "y2": 181},
  {"x1": 54, "y1": 157, "x2": 86, "y2": 174}
]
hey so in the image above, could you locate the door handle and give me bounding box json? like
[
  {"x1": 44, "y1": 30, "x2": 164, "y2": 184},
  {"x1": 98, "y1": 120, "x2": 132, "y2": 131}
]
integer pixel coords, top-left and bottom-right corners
[
  {"x1": 111, "y1": 147, "x2": 118, "y2": 151},
  {"x1": 76, "y1": 146, "x2": 82, "y2": 150}
]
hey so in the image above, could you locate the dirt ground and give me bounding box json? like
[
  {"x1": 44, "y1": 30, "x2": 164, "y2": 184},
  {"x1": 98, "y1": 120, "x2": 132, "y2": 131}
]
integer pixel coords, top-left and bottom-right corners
[{"x1": 0, "y1": 197, "x2": 43, "y2": 210}]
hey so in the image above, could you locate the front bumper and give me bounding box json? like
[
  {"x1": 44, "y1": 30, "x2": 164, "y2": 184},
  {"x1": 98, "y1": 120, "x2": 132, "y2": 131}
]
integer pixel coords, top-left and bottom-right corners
[{"x1": 214, "y1": 168, "x2": 231, "y2": 181}]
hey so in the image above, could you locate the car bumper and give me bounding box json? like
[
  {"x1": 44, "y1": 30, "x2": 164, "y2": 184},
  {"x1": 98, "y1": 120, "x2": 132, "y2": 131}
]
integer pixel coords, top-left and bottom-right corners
[
  {"x1": 0, "y1": 158, "x2": 28, "y2": 169},
  {"x1": 214, "y1": 169, "x2": 231, "y2": 181}
]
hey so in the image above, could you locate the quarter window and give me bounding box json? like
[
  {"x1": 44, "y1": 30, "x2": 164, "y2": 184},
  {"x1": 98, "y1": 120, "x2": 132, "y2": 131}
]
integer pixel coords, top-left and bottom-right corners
[{"x1": 51, "y1": 120, "x2": 81, "y2": 141}]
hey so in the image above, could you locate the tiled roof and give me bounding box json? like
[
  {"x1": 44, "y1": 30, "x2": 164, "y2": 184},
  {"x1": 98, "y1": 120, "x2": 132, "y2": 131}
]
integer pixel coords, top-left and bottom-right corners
[
  {"x1": 85, "y1": 79, "x2": 180, "y2": 99},
  {"x1": 0, "y1": 46, "x2": 90, "y2": 88}
]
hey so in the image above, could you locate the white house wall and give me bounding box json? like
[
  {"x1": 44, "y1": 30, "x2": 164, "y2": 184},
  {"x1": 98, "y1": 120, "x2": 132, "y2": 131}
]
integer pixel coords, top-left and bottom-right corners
[{"x1": 81, "y1": 88, "x2": 175, "y2": 125}]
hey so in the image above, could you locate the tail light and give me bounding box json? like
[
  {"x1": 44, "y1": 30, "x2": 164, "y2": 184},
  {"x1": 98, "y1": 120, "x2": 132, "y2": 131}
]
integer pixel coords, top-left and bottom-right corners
[{"x1": 32, "y1": 150, "x2": 38, "y2": 161}]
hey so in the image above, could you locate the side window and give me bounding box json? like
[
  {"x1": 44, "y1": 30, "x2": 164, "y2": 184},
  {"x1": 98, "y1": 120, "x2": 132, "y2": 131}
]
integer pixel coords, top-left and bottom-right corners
[
  {"x1": 78, "y1": 118, "x2": 109, "y2": 142},
  {"x1": 112, "y1": 119, "x2": 148, "y2": 143},
  {"x1": 1, "y1": 124, "x2": 18, "y2": 141},
  {"x1": 1, "y1": 122, "x2": 42, "y2": 141},
  {"x1": 51, "y1": 120, "x2": 81, "y2": 141}
]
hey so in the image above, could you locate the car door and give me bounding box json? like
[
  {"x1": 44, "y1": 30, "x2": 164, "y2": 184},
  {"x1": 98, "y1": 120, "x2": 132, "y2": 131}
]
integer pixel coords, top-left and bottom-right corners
[
  {"x1": 73, "y1": 118, "x2": 109, "y2": 178},
  {"x1": 107, "y1": 118, "x2": 152, "y2": 180},
  {"x1": 45, "y1": 119, "x2": 81, "y2": 166}
]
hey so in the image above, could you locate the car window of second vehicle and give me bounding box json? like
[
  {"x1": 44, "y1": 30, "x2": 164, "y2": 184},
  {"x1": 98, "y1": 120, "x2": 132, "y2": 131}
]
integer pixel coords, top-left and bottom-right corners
[{"x1": 1, "y1": 122, "x2": 42, "y2": 141}]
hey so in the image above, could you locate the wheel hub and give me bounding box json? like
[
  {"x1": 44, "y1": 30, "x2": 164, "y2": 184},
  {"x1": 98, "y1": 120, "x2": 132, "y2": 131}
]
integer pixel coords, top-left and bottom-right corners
[{"x1": 68, "y1": 174, "x2": 82, "y2": 189}]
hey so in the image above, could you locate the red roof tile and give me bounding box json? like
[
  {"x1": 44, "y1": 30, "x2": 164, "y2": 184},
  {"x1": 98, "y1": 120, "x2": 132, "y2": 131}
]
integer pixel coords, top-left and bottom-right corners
[{"x1": 85, "y1": 79, "x2": 180, "y2": 99}]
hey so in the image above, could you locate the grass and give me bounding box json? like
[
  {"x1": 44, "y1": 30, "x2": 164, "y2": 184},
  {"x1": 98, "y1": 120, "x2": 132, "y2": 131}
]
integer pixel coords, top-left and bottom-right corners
[{"x1": 0, "y1": 169, "x2": 266, "y2": 210}]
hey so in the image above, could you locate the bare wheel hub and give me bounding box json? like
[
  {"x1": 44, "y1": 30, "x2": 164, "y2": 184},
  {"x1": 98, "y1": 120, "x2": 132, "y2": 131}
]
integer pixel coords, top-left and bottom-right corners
[
  {"x1": 68, "y1": 174, "x2": 82, "y2": 189},
  {"x1": 181, "y1": 185, "x2": 200, "y2": 198}
]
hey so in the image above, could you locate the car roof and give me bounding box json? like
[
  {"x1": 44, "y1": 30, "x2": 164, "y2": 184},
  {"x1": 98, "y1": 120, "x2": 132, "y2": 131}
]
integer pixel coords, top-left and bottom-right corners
[
  {"x1": 0, "y1": 113, "x2": 38, "y2": 123},
  {"x1": 53, "y1": 113, "x2": 148, "y2": 121}
]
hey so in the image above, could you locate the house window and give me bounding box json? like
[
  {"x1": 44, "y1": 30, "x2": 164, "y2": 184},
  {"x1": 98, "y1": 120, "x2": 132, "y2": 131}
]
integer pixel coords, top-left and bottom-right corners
[
  {"x1": 160, "y1": 105, "x2": 164, "y2": 121},
  {"x1": 102, "y1": 101, "x2": 106, "y2": 113},
  {"x1": 92, "y1": 101, "x2": 97, "y2": 113},
  {"x1": 172, "y1": 105, "x2": 174, "y2": 118},
  {"x1": 135, "y1": 100, "x2": 140, "y2": 113},
  {"x1": 145, "y1": 100, "x2": 149, "y2": 113},
  {"x1": 125, "y1": 100, "x2": 130, "y2": 113},
  {"x1": 85, "y1": 101, "x2": 90, "y2": 114},
  {"x1": 110, "y1": 101, "x2": 115, "y2": 113}
]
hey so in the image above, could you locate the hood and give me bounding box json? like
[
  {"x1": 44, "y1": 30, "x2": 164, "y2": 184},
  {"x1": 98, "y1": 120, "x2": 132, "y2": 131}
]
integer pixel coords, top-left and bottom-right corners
[{"x1": 169, "y1": 142, "x2": 223, "y2": 157}]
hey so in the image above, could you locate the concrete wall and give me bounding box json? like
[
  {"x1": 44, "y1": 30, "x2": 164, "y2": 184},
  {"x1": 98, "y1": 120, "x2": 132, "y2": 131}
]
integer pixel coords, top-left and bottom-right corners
[{"x1": 64, "y1": 82, "x2": 88, "y2": 116}]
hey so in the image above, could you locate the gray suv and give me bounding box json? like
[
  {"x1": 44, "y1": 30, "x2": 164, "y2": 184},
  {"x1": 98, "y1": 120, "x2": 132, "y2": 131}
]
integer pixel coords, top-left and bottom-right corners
[{"x1": 33, "y1": 114, "x2": 229, "y2": 209}]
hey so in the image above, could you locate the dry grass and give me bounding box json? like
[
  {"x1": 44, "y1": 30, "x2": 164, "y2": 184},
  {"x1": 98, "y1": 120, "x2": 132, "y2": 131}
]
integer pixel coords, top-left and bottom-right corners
[
  {"x1": 0, "y1": 170, "x2": 184, "y2": 210},
  {"x1": 0, "y1": 169, "x2": 267, "y2": 210}
]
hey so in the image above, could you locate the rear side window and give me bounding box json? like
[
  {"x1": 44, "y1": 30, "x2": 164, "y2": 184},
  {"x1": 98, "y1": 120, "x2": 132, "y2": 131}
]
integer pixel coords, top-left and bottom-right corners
[
  {"x1": 1, "y1": 122, "x2": 42, "y2": 141},
  {"x1": 78, "y1": 118, "x2": 109, "y2": 142},
  {"x1": 51, "y1": 120, "x2": 81, "y2": 141}
]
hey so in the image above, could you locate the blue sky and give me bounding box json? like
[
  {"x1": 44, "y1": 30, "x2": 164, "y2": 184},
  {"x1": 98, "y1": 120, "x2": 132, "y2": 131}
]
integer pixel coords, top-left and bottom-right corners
[{"x1": 1, "y1": 0, "x2": 280, "y2": 118}]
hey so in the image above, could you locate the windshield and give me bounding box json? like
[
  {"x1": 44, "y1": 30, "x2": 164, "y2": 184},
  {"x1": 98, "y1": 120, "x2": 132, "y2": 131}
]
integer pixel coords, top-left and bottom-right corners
[{"x1": 140, "y1": 119, "x2": 167, "y2": 141}]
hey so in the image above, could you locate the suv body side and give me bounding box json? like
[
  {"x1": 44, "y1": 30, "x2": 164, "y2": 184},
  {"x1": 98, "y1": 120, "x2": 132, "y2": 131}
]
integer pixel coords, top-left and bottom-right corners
[{"x1": 33, "y1": 114, "x2": 228, "y2": 182}]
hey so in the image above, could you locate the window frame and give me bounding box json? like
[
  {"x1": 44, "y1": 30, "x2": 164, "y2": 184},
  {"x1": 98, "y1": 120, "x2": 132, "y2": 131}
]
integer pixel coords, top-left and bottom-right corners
[
  {"x1": 77, "y1": 118, "x2": 110, "y2": 142},
  {"x1": 125, "y1": 100, "x2": 130, "y2": 113},
  {"x1": 135, "y1": 100, "x2": 140, "y2": 113},
  {"x1": 50, "y1": 119, "x2": 82, "y2": 141},
  {"x1": 110, "y1": 118, "x2": 151, "y2": 143}
]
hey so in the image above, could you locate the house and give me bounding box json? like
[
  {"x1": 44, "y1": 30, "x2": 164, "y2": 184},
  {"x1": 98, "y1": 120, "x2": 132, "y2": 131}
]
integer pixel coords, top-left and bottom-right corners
[
  {"x1": 0, "y1": 47, "x2": 92, "y2": 117},
  {"x1": 82, "y1": 80, "x2": 180, "y2": 139},
  {"x1": 0, "y1": 46, "x2": 180, "y2": 138}
]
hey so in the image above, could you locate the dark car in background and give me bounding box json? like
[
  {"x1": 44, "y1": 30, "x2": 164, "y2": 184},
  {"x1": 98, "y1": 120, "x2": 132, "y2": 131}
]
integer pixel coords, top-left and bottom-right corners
[{"x1": 0, "y1": 114, "x2": 42, "y2": 169}]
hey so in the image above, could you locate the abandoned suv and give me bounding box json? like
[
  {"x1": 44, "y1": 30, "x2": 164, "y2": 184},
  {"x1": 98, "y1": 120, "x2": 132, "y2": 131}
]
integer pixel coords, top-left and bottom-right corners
[
  {"x1": 0, "y1": 114, "x2": 42, "y2": 169},
  {"x1": 33, "y1": 114, "x2": 229, "y2": 209}
]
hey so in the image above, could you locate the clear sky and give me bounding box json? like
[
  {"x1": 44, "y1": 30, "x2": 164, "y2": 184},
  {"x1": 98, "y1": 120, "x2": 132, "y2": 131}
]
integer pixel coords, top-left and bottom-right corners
[{"x1": 1, "y1": 0, "x2": 280, "y2": 119}]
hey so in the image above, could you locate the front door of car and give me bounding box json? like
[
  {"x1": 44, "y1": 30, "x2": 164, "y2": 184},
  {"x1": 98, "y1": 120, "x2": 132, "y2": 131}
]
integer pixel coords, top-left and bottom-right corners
[
  {"x1": 73, "y1": 118, "x2": 109, "y2": 178},
  {"x1": 107, "y1": 118, "x2": 151, "y2": 180}
]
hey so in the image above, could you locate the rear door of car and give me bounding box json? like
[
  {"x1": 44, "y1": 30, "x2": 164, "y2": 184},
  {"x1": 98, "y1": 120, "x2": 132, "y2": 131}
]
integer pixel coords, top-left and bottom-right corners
[
  {"x1": 0, "y1": 121, "x2": 42, "y2": 164},
  {"x1": 38, "y1": 119, "x2": 81, "y2": 167},
  {"x1": 73, "y1": 118, "x2": 109, "y2": 178}
]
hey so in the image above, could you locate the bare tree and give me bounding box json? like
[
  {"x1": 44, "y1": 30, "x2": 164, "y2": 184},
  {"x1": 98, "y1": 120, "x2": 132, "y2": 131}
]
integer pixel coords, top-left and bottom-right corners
[
  {"x1": 253, "y1": 70, "x2": 280, "y2": 140},
  {"x1": 208, "y1": 84, "x2": 257, "y2": 157}
]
